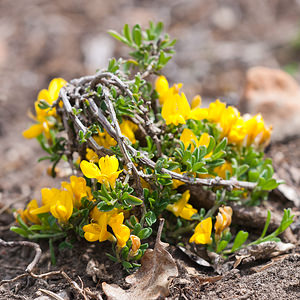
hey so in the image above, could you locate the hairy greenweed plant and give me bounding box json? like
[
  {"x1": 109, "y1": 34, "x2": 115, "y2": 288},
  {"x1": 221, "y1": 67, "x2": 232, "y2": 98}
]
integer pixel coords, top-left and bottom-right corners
[{"x1": 15, "y1": 22, "x2": 293, "y2": 270}]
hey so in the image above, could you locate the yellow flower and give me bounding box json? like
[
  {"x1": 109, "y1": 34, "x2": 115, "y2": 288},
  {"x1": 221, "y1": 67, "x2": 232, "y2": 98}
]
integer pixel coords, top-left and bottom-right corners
[
  {"x1": 214, "y1": 161, "x2": 232, "y2": 179},
  {"x1": 94, "y1": 129, "x2": 117, "y2": 149},
  {"x1": 167, "y1": 190, "x2": 197, "y2": 220},
  {"x1": 191, "y1": 95, "x2": 202, "y2": 109},
  {"x1": 219, "y1": 106, "x2": 240, "y2": 137},
  {"x1": 155, "y1": 75, "x2": 183, "y2": 105},
  {"x1": 189, "y1": 217, "x2": 212, "y2": 244},
  {"x1": 80, "y1": 155, "x2": 123, "y2": 188},
  {"x1": 161, "y1": 92, "x2": 191, "y2": 125},
  {"x1": 215, "y1": 206, "x2": 232, "y2": 237},
  {"x1": 84, "y1": 208, "x2": 130, "y2": 248},
  {"x1": 180, "y1": 129, "x2": 211, "y2": 157},
  {"x1": 31, "y1": 188, "x2": 61, "y2": 215},
  {"x1": 22, "y1": 78, "x2": 66, "y2": 139},
  {"x1": 259, "y1": 125, "x2": 272, "y2": 147},
  {"x1": 18, "y1": 199, "x2": 40, "y2": 224},
  {"x1": 227, "y1": 117, "x2": 247, "y2": 145},
  {"x1": 172, "y1": 168, "x2": 185, "y2": 189},
  {"x1": 244, "y1": 114, "x2": 272, "y2": 147},
  {"x1": 129, "y1": 235, "x2": 141, "y2": 256},
  {"x1": 61, "y1": 176, "x2": 92, "y2": 208},
  {"x1": 83, "y1": 213, "x2": 114, "y2": 243},
  {"x1": 50, "y1": 190, "x2": 73, "y2": 223},
  {"x1": 119, "y1": 120, "x2": 138, "y2": 144},
  {"x1": 108, "y1": 212, "x2": 130, "y2": 248},
  {"x1": 207, "y1": 99, "x2": 226, "y2": 123},
  {"x1": 86, "y1": 148, "x2": 99, "y2": 163}
]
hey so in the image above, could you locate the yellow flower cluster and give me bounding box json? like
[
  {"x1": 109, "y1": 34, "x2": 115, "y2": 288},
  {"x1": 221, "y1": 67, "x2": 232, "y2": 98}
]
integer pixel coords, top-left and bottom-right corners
[
  {"x1": 18, "y1": 176, "x2": 91, "y2": 224},
  {"x1": 80, "y1": 155, "x2": 123, "y2": 189},
  {"x1": 156, "y1": 76, "x2": 272, "y2": 148},
  {"x1": 23, "y1": 78, "x2": 67, "y2": 139},
  {"x1": 83, "y1": 206, "x2": 141, "y2": 252}
]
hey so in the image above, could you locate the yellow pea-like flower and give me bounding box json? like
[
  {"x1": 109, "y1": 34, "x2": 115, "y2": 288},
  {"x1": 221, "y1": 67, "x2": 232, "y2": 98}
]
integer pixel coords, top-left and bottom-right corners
[
  {"x1": 84, "y1": 208, "x2": 130, "y2": 248},
  {"x1": 167, "y1": 190, "x2": 197, "y2": 221},
  {"x1": 180, "y1": 129, "x2": 211, "y2": 157},
  {"x1": 207, "y1": 99, "x2": 226, "y2": 123},
  {"x1": 80, "y1": 155, "x2": 123, "y2": 189},
  {"x1": 108, "y1": 212, "x2": 130, "y2": 248},
  {"x1": 162, "y1": 92, "x2": 191, "y2": 126},
  {"x1": 31, "y1": 188, "x2": 61, "y2": 215},
  {"x1": 119, "y1": 120, "x2": 138, "y2": 144},
  {"x1": 130, "y1": 235, "x2": 141, "y2": 255},
  {"x1": 214, "y1": 161, "x2": 232, "y2": 179},
  {"x1": 215, "y1": 206, "x2": 233, "y2": 237},
  {"x1": 189, "y1": 217, "x2": 212, "y2": 244},
  {"x1": 94, "y1": 129, "x2": 117, "y2": 149},
  {"x1": 155, "y1": 75, "x2": 183, "y2": 105},
  {"x1": 61, "y1": 176, "x2": 92, "y2": 208},
  {"x1": 23, "y1": 78, "x2": 66, "y2": 139},
  {"x1": 50, "y1": 190, "x2": 73, "y2": 223},
  {"x1": 86, "y1": 148, "x2": 99, "y2": 163},
  {"x1": 219, "y1": 106, "x2": 240, "y2": 137},
  {"x1": 18, "y1": 199, "x2": 40, "y2": 224}
]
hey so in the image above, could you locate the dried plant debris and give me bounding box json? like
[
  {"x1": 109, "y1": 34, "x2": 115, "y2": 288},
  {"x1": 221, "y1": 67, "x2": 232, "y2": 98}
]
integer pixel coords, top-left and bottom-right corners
[
  {"x1": 233, "y1": 241, "x2": 295, "y2": 267},
  {"x1": 177, "y1": 245, "x2": 211, "y2": 267},
  {"x1": 102, "y1": 219, "x2": 178, "y2": 300}
]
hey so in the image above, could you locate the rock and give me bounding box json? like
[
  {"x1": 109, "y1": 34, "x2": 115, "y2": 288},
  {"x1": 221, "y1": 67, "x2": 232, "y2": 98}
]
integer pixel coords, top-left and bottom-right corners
[
  {"x1": 82, "y1": 34, "x2": 115, "y2": 73},
  {"x1": 211, "y1": 6, "x2": 238, "y2": 31},
  {"x1": 240, "y1": 66, "x2": 300, "y2": 141}
]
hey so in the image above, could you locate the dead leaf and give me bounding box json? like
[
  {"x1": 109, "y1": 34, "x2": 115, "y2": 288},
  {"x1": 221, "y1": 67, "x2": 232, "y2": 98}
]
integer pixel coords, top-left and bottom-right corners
[
  {"x1": 102, "y1": 219, "x2": 178, "y2": 300},
  {"x1": 178, "y1": 245, "x2": 211, "y2": 267},
  {"x1": 234, "y1": 241, "x2": 295, "y2": 265}
]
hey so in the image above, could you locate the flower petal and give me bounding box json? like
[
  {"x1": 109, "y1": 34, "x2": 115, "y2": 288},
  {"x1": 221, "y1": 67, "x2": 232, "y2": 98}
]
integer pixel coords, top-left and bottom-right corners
[{"x1": 80, "y1": 160, "x2": 101, "y2": 179}]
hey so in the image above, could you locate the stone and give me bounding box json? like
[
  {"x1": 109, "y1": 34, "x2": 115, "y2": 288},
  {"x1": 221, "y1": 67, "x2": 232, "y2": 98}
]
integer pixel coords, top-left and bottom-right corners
[{"x1": 240, "y1": 66, "x2": 300, "y2": 141}]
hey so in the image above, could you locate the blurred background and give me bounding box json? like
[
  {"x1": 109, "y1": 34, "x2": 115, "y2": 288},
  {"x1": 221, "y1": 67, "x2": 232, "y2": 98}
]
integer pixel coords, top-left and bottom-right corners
[{"x1": 1, "y1": 0, "x2": 300, "y2": 211}]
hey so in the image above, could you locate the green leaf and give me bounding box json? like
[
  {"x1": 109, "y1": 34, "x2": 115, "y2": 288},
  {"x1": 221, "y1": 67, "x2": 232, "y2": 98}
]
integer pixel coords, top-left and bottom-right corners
[
  {"x1": 138, "y1": 227, "x2": 152, "y2": 239},
  {"x1": 231, "y1": 230, "x2": 248, "y2": 252},
  {"x1": 10, "y1": 226, "x2": 29, "y2": 238},
  {"x1": 237, "y1": 164, "x2": 249, "y2": 178},
  {"x1": 121, "y1": 246, "x2": 129, "y2": 260},
  {"x1": 123, "y1": 24, "x2": 132, "y2": 44},
  {"x1": 248, "y1": 169, "x2": 260, "y2": 182},
  {"x1": 217, "y1": 240, "x2": 229, "y2": 253},
  {"x1": 37, "y1": 100, "x2": 51, "y2": 109},
  {"x1": 98, "y1": 202, "x2": 115, "y2": 212},
  {"x1": 132, "y1": 25, "x2": 142, "y2": 46},
  {"x1": 108, "y1": 30, "x2": 128, "y2": 45},
  {"x1": 260, "y1": 210, "x2": 271, "y2": 239},
  {"x1": 155, "y1": 22, "x2": 163, "y2": 37},
  {"x1": 214, "y1": 137, "x2": 227, "y2": 154},
  {"x1": 124, "y1": 194, "x2": 143, "y2": 206},
  {"x1": 145, "y1": 211, "x2": 156, "y2": 226},
  {"x1": 28, "y1": 225, "x2": 43, "y2": 231},
  {"x1": 260, "y1": 178, "x2": 279, "y2": 191},
  {"x1": 122, "y1": 261, "x2": 133, "y2": 269},
  {"x1": 49, "y1": 239, "x2": 56, "y2": 265},
  {"x1": 106, "y1": 253, "x2": 118, "y2": 262}
]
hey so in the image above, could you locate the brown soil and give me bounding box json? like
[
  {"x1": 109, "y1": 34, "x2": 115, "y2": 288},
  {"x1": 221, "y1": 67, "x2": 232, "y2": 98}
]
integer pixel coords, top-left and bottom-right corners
[{"x1": 0, "y1": 1, "x2": 300, "y2": 299}]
